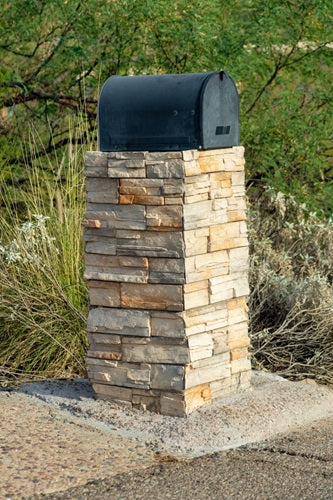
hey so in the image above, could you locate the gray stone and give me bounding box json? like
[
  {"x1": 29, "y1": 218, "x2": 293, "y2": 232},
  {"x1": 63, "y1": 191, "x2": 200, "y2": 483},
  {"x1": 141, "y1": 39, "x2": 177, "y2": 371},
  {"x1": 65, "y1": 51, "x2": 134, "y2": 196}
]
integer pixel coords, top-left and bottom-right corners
[
  {"x1": 149, "y1": 257, "x2": 185, "y2": 274},
  {"x1": 92, "y1": 383, "x2": 132, "y2": 401},
  {"x1": 88, "y1": 333, "x2": 121, "y2": 345},
  {"x1": 85, "y1": 254, "x2": 148, "y2": 269},
  {"x1": 84, "y1": 268, "x2": 148, "y2": 283},
  {"x1": 85, "y1": 151, "x2": 108, "y2": 167},
  {"x1": 108, "y1": 165, "x2": 146, "y2": 178},
  {"x1": 108, "y1": 152, "x2": 147, "y2": 159},
  {"x1": 122, "y1": 342, "x2": 190, "y2": 364},
  {"x1": 116, "y1": 230, "x2": 184, "y2": 258},
  {"x1": 146, "y1": 152, "x2": 182, "y2": 160},
  {"x1": 88, "y1": 364, "x2": 150, "y2": 389},
  {"x1": 160, "y1": 393, "x2": 186, "y2": 417},
  {"x1": 108, "y1": 159, "x2": 145, "y2": 169},
  {"x1": 86, "y1": 178, "x2": 118, "y2": 204},
  {"x1": 87, "y1": 307, "x2": 151, "y2": 336},
  {"x1": 85, "y1": 239, "x2": 116, "y2": 255},
  {"x1": 85, "y1": 204, "x2": 146, "y2": 230},
  {"x1": 85, "y1": 166, "x2": 108, "y2": 177},
  {"x1": 151, "y1": 364, "x2": 185, "y2": 391},
  {"x1": 84, "y1": 228, "x2": 117, "y2": 240},
  {"x1": 149, "y1": 272, "x2": 185, "y2": 284},
  {"x1": 150, "y1": 312, "x2": 185, "y2": 338},
  {"x1": 147, "y1": 160, "x2": 184, "y2": 179},
  {"x1": 162, "y1": 179, "x2": 185, "y2": 195}
]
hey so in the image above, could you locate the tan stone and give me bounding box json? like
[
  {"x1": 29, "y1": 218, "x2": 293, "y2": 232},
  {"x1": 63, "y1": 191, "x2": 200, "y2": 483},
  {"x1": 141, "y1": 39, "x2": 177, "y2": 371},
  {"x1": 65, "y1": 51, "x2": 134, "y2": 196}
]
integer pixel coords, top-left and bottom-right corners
[
  {"x1": 185, "y1": 362, "x2": 230, "y2": 388},
  {"x1": 212, "y1": 198, "x2": 228, "y2": 210},
  {"x1": 188, "y1": 332, "x2": 213, "y2": 362},
  {"x1": 182, "y1": 150, "x2": 198, "y2": 161},
  {"x1": 232, "y1": 171, "x2": 245, "y2": 186},
  {"x1": 198, "y1": 155, "x2": 225, "y2": 173},
  {"x1": 185, "y1": 384, "x2": 211, "y2": 412},
  {"x1": 184, "y1": 287, "x2": 209, "y2": 310},
  {"x1": 209, "y1": 236, "x2": 248, "y2": 252},
  {"x1": 184, "y1": 228, "x2": 209, "y2": 257},
  {"x1": 227, "y1": 210, "x2": 246, "y2": 222},
  {"x1": 184, "y1": 160, "x2": 201, "y2": 176},
  {"x1": 183, "y1": 200, "x2": 212, "y2": 230},
  {"x1": 231, "y1": 357, "x2": 251, "y2": 374},
  {"x1": 184, "y1": 280, "x2": 208, "y2": 293},
  {"x1": 195, "y1": 249, "x2": 229, "y2": 271},
  {"x1": 231, "y1": 347, "x2": 249, "y2": 361},
  {"x1": 185, "y1": 193, "x2": 209, "y2": 204}
]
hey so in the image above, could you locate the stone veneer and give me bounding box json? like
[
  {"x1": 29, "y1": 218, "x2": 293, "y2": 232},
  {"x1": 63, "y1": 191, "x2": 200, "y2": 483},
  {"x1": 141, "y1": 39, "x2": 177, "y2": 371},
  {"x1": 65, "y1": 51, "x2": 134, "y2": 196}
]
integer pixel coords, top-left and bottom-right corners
[{"x1": 84, "y1": 147, "x2": 251, "y2": 416}]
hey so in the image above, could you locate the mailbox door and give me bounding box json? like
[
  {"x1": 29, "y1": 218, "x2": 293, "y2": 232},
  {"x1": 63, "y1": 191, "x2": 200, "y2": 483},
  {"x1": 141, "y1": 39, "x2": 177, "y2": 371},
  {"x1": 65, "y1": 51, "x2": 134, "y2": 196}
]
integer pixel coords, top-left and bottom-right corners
[{"x1": 201, "y1": 71, "x2": 239, "y2": 149}]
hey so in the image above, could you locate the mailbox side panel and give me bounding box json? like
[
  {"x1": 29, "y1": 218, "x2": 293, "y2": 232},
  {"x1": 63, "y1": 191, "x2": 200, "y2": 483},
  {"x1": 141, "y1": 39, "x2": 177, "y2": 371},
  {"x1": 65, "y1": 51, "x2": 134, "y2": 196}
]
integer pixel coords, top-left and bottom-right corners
[
  {"x1": 201, "y1": 71, "x2": 240, "y2": 149},
  {"x1": 98, "y1": 73, "x2": 213, "y2": 152}
]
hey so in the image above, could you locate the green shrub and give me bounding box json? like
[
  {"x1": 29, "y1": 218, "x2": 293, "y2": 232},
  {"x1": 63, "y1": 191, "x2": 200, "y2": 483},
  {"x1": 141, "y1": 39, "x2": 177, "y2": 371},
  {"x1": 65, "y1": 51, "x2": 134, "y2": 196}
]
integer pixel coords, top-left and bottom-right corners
[{"x1": 0, "y1": 128, "x2": 89, "y2": 383}]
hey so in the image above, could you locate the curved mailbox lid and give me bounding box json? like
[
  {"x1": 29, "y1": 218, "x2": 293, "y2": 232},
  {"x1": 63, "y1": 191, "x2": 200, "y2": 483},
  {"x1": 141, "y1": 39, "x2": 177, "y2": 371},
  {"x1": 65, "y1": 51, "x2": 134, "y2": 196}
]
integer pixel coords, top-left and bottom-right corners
[{"x1": 98, "y1": 71, "x2": 239, "y2": 151}]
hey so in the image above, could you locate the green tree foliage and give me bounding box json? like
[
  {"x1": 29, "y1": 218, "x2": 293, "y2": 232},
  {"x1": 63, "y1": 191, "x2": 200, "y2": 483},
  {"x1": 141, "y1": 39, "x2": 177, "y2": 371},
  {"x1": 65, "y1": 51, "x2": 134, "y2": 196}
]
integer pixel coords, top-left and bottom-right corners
[{"x1": 1, "y1": 0, "x2": 332, "y2": 212}]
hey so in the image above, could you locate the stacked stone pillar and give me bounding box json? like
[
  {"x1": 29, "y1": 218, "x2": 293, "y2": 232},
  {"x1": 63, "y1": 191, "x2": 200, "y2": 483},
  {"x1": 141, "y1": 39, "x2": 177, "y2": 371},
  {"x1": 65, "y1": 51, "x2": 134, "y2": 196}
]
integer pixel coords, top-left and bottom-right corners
[{"x1": 84, "y1": 147, "x2": 251, "y2": 416}]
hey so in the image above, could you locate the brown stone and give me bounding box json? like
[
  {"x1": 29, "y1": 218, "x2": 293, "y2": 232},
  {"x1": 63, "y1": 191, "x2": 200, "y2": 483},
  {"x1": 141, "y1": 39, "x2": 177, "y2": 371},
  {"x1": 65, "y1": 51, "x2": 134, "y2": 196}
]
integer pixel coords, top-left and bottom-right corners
[
  {"x1": 82, "y1": 219, "x2": 102, "y2": 228},
  {"x1": 120, "y1": 194, "x2": 165, "y2": 205},
  {"x1": 121, "y1": 283, "x2": 183, "y2": 311},
  {"x1": 146, "y1": 206, "x2": 183, "y2": 229},
  {"x1": 88, "y1": 281, "x2": 120, "y2": 307}
]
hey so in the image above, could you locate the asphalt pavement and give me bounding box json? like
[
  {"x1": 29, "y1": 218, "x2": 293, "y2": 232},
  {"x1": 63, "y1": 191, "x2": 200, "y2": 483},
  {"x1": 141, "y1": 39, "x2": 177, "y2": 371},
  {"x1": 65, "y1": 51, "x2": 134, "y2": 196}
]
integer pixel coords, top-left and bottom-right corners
[{"x1": 37, "y1": 416, "x2": 333, "y2": 500}]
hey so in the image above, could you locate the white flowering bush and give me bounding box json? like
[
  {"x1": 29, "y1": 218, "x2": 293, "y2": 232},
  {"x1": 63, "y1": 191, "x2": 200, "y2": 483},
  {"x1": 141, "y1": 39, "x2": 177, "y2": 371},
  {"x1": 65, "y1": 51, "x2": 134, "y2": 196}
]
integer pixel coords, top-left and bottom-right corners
[
  {"x1": 248, "y1": 188, "x2": 333, "y2": 383},
  {"x1": 0, "y1": 215, "x2": 56, "y2": 266}
]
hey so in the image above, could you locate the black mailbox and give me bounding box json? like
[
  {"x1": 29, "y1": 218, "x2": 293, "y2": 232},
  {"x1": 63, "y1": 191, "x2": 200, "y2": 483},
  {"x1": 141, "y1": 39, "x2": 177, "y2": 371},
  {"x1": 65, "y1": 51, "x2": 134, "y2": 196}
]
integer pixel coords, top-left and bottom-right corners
[{"x1": 98, "y1": 71, "x2": 239, "y2": 152}]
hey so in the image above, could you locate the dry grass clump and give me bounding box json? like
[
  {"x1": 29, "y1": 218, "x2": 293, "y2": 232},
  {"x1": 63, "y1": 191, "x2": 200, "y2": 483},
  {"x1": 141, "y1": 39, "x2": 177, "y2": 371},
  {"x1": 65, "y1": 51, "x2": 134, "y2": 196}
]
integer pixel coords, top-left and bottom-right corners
[
  {"x1": 248, "y1": 188, "x2": 333, "y2": 383},
  {"x1": 0, "y1": 128, "x2": 89, "y2": 384}
]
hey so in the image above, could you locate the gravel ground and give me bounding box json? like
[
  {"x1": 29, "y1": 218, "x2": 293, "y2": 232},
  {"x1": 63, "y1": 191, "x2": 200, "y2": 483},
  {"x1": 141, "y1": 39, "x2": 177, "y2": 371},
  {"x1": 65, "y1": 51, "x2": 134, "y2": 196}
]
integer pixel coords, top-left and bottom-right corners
[{"x1": 16, "y1": 371, "x2": 333, "y2": 457}]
